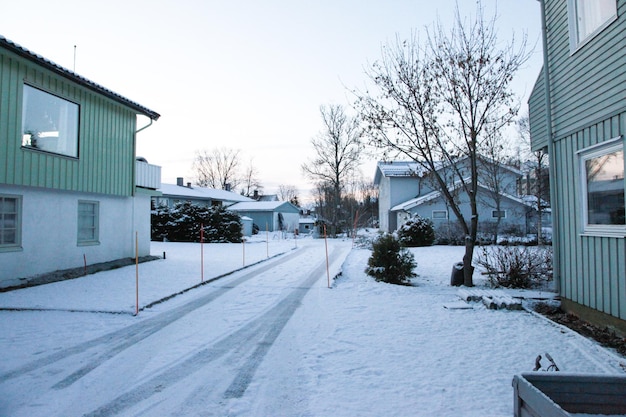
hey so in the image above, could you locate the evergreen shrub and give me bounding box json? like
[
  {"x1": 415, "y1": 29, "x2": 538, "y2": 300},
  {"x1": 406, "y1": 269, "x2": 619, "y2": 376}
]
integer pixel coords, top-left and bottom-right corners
[
  {"x1": 397, "y1": 215, "x2": 435, "y2": 247},
  {"x1": 365, "y1": 233, "x2": 417, "y2": 285},
  {"x1": 151, "y1": 201, "x2": 242, "y2": 243}
]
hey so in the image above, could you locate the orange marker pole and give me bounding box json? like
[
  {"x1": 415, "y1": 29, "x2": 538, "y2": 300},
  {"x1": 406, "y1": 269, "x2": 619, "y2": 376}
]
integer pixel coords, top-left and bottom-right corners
[
  {"x1": 266, "y1": 223, "x2": 269, "y2": 258},
  {"x1": 324, "y1": 225, "x2": 330, "y2": 288},
  {"x1": 200, "y1": 223, "x2": 204, "y2": 283}
]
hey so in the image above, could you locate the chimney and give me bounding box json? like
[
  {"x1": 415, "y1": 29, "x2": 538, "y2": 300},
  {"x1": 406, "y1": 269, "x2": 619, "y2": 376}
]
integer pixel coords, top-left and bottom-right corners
[
  {"x1": 225, "y1": 183, "x2": 231, "y2": 191},
  {"x1": 187, "y1": 182, "x2": 192, "y2": 188},
  {"x1": 177, "y1": 177, "x2": 184, "y2": 186},
  {"x1": 253, "y1": 190, "x2": 259, "y2": 199}
]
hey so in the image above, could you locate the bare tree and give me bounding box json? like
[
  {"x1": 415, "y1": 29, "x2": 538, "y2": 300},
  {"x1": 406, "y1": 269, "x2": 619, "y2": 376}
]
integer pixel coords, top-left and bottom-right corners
[
  {"x1": 192, "y1": 148, "x2": 242, "y2": 190},
  {"x1": 240, "y1": 158, "x2": 263, "y2": 197},
  {"x1": 353, "y1": 5, "x2": 528, "y2": 286},
  {"x1": 302, "y1": 104, "x2": 363, "y2": 236},
  {"x1": 277, "y1": 184, "x2": 299, "y2": 206},
  {"x1": 477, "y1": 130, "x2": 518, "y2": 243},
  {"x1": 518, "y1": 115, "x2": 549, "y2": 244}
]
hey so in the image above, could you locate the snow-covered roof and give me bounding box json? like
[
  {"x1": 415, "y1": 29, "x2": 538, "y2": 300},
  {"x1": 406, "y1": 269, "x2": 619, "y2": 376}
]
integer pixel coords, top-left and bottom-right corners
[
  {"x1": 374, "y1": 161, "x2": 428, "y2": 184},
  {"x1": 158, "y1": 183, "x2": 253, "y2": 203},
  {"x1": 374, "y1": 157, "x2": 521, "y2": 185},
  {"x1": 228, "y1": 201, "x2": 299, "y2": 212},
  {"x1": 391, "y1": 180, "x2": 536, "y2": 212}
]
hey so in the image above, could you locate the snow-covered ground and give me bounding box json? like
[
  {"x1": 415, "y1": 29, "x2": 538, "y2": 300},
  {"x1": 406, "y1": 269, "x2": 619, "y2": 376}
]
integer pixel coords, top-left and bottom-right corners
[{"x1": 1, "y1": 234, "x2": 625, "y2": 416}]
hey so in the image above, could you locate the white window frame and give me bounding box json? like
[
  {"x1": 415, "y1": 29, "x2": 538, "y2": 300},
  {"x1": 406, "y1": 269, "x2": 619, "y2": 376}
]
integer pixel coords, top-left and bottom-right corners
[
  {"x1": 21, "y1": 84, "x2": 80, "y2": 158},
  {"x1": 567, "y1": 0, "x2": 617, "y2": 52},
  {"x1": 0, "y1": 194, "x2": 22, "y2": 251},
  {"x1": 78, "y1": 200, "x2": 100, "y2": 245},
  {"x1": 432, "y1": 210, "x2": 448, "y2": 220},
  {"x1": 578, "y1": 137, "x2": 626, "y2": 237},
  {"x1": 491, "y1": 210, "x2": 507, "y2": 219}
]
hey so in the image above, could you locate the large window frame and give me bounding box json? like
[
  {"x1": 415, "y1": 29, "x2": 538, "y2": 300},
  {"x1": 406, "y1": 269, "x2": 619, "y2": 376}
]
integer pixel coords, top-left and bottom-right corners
[
  {"x1": 21, "y1": 84, "x2": 80, "y2": 158},
  {"x1": 0, "y1": 195, "x2": 22, "y2": 251},
  {"x1": 432, "y1": 210, "x2": 448, "y2": 220},
  {"x1": 78, "y1": 201, "x2": 100, "y2": 245},
  {"x1": 568, "y1": 0, "x2": 617, "y2": 52},
  {"x1": 579, "y1": 137, "x2": 626, "y2": 236}
]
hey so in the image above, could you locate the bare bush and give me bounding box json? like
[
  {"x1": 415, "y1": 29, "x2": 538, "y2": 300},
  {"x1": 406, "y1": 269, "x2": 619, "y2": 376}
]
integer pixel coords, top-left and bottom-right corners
[{"x1": 476, "y1": 245, "x2": 552, "y2": 288}]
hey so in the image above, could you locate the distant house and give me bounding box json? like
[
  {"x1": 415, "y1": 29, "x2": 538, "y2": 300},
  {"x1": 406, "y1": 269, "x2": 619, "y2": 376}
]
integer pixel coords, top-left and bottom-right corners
[
  {"x1": 375, "y1": 158, "x2": 547, "y2": 239},
  {"x1": 228, "y1": 201, "x2": 300, "y2": 232},
  {"x1": 529, "y1": 1, "x2": 626, "y2": 332},
  {"x1": 298, "y1": 217, "x2": 316, "y2": 235},
  {"x1": 154, "y1": 178, "x2": 253, "y2": 209},
  {"x1": 0, "y1": 35, "x2": 160, "y2": 288},
  {"x1": 250, "y1": 190, "x2": 279, "y2": 202}
]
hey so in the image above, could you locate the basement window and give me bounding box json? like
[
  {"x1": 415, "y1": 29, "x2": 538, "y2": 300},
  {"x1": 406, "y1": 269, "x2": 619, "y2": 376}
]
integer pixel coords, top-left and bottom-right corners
[
  {"x1": 0, "y1": 195, "x2": 21, "y2": 250},
  {"x1": 78, "y1": 201, "x2": 99, "y2": 245},
  {"x1": 21, "y1": 84, "x2": 79, "y2": 158}
]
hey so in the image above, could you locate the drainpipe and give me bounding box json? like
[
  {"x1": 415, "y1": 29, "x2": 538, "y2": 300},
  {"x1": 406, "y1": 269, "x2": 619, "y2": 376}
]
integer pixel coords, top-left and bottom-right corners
[
  {"x1": 132, "y1": 115, "x2": 156, "y2": 255},
  {"x1": 136, "y1": 116, "x2": 154, "y2": 134},
  {"x1": 539, "y1": 0, "x2": 560, "y2": 291}
]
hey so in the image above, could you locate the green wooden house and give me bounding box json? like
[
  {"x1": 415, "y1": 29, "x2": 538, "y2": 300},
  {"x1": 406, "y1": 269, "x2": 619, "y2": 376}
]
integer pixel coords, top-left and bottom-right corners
[
  {"x1": 0, "y1": 35, "x2": 160, "y2": 288},
  {"x1": 529, "y1": 1, "x2": 626, "y2": 332}
]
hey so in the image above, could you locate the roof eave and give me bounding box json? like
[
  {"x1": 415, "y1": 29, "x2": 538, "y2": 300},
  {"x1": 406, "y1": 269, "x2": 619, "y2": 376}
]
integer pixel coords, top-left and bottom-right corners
[{"x1": 0, "y1": 35, "x2": 160, "y2": 121}]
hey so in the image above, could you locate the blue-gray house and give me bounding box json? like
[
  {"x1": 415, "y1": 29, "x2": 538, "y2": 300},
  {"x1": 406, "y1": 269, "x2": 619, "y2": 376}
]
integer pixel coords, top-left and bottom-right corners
[
  {"x1": 529, "y1": 0, "x2": 625, "y2": 332},
  {"x1": 375, "y1": 158, "x2": 546, "y2": 240}
]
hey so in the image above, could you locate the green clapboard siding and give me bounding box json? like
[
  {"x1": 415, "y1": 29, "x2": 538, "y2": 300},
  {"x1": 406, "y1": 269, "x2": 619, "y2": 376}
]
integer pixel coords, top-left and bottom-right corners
[
  {"x1": 554, "y1": 114, "x2": 626, "y2": 321},
  {"x1": 530, "y1": 0, "x2": 626, "y2": 324},
  {"x1": 0, "y1": 45, "x2": 137, "y2": 196}
]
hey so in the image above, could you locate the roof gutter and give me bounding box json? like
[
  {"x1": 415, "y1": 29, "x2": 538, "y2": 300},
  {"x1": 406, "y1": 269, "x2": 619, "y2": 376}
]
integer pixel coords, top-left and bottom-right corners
[
  {"x1": 538, "y1": 0, "x2": 560, "y2": 289},
  {"x1": 0, "y1": 35, "x2": 160, "y2": 121}
]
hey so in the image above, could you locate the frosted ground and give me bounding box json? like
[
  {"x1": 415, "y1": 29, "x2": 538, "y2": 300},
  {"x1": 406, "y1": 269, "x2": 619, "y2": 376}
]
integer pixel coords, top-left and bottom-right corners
[{"x1": 1, "y1": 233, "x2": 625, "y2": 416}]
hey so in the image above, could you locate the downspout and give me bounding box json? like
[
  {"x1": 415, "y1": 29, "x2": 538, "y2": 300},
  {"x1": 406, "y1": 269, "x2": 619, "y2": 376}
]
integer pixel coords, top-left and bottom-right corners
[
  {"x1": 132, "y1": 115, "x2": 156, "y2": 256},
  {"x1": 135, "y1": 117, "x2": 154, "y2": 134},
  {"x1": 539, "y1": 0, "x2": 560, "y2": 290}
]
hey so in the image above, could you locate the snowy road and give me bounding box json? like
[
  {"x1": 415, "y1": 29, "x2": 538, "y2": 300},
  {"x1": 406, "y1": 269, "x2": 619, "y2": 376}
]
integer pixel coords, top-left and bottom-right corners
[
  {"x1": 0, "y1": 239, "x2": 353, "y2": 417},
  {"x1": 2, "y1": 238, "x2": 626, "y2": 417}
]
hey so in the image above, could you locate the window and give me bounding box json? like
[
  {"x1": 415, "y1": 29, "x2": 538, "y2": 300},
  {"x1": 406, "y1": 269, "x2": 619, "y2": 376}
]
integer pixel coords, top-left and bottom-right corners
[
  {"x1": 432, "y1": 210, "x2": 448, "y2": 220},
  {"x1": 568, "y1": 0, "x2": 617, "y2": 49},
  {"x1": 0, "y1": 195, "x2": 21, "y2": 249},
  {"x1": 78, "y1": 201, "x2": 99, "y2": 244},
  {"x1": 22, "y1": 84, "x2": 79, "y2": 158},
  {"x1": 492, "y1": 210, "x2": 507, "y2": 219},
  {"x1": 580, "y1": 138, "x2": 625, "y2": 235}
]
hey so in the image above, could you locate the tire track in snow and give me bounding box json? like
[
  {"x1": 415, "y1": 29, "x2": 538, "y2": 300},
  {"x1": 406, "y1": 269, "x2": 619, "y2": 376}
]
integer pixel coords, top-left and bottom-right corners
[
  {"x1": 82, "y1": 244, "x2": 347, "y2": 417},
  {"x1": 0, "y1": 247, "x2": 308, "y2": 384}
]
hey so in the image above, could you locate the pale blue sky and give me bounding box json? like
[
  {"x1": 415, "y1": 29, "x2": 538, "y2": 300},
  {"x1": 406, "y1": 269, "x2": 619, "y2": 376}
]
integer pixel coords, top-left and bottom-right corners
[{"x1": 1, "y1": 1, "x2": 543, "y2": 199}]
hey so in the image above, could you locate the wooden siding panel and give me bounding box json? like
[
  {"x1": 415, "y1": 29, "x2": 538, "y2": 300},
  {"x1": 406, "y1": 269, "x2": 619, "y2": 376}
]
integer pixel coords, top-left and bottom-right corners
[
  {"x1": 528, "y1": 71, "x2": 548, "y2": 150},
  {"x1": 1, "y1": 46, "x2": 139, "y2": 197},
  {"x1": 545, "y1": 0, "x2": 626, "y2": 139}
]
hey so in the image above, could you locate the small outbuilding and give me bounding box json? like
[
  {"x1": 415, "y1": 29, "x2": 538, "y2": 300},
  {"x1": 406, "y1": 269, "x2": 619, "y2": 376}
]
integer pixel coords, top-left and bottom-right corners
[{"x1": 228, "y1": 201, "x2": 300, "y2": 232}]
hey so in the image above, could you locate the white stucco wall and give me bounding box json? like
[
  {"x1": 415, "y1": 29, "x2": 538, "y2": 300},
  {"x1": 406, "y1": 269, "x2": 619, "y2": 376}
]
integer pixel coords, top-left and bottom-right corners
[{"x1": 0, "y1": 185, "x2": 151, "y2": 287}]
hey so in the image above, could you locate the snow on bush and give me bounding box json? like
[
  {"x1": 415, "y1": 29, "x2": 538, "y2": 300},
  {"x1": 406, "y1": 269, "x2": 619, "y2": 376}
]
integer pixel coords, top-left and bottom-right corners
[
  {"x1": 397, "y1": 215, "x2": 435, "y2": 247},
  {"x1": 151, "y1": 201, "x2": 243, "y2": 243},
  {"x1": 365, "y1": 233, "x2": 417, "y2": 285}
]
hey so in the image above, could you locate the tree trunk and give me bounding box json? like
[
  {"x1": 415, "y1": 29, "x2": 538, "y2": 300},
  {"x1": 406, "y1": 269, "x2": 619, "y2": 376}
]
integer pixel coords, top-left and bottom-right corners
[{"x1": 463, "y1": 217, "x2": 477, "y2": 287}]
